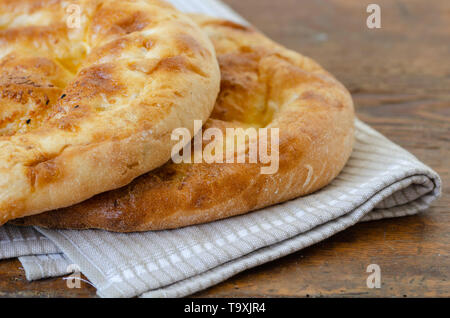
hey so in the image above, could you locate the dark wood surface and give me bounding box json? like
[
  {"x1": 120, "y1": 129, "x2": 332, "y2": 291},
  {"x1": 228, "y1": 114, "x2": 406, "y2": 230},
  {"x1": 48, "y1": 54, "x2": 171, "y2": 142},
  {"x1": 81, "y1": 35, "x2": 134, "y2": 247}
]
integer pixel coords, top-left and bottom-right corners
[{"x1": 0, "y1": 0, "x2": 448, "y2": 298}]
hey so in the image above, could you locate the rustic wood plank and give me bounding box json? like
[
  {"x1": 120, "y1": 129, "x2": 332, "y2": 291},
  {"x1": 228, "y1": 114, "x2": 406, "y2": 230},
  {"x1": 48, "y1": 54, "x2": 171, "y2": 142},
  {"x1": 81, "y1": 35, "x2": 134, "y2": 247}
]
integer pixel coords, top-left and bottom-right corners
[
  {"x1": 0, "y1": 0, "x2": 448, "y2": 297},
  {"x1": 221, "y1": 0, "x2": 450, "y2": 96},
  {"x1": 196, "y1": 0, "x2": 450, "y2": 298}
]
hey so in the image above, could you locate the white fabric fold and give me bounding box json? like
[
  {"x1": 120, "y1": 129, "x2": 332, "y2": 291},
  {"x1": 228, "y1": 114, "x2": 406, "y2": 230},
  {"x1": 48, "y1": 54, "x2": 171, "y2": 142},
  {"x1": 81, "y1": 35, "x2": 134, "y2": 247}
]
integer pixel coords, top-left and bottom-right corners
[{"x1": 0, "y1": 0, "x2": 441, "y2": 298}]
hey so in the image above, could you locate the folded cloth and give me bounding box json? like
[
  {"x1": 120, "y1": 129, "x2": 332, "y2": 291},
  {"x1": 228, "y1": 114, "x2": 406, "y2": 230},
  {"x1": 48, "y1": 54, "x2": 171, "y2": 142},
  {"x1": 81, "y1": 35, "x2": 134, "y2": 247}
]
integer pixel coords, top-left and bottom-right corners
[{"x1": 0, "y1": 1, "x2": 441, "y2": 298}]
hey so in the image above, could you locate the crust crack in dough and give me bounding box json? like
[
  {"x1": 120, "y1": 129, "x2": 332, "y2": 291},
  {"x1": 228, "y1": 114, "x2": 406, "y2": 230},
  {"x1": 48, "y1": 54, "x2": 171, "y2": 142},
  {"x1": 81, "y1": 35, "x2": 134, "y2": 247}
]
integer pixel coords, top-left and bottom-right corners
[{"x1": 0, "y1": 1, "x2": 220, "y2": 224}]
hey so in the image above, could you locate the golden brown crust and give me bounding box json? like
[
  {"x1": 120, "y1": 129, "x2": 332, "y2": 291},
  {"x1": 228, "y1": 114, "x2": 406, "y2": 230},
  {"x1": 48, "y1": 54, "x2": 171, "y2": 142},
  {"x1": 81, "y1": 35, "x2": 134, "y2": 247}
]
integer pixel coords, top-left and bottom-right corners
[
  {"x1": 13, "y1": 14, "x2": 355, "y2": 232},
  {"x1": 0, "y1": 2, "x2": 220, "y2": 224}
]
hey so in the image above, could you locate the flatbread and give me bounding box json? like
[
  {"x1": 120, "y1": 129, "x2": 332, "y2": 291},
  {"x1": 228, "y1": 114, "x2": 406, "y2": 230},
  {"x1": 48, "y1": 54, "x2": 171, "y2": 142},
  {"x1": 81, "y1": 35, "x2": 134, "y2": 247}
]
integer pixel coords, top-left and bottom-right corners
[
  {"x1": 0, "y1": 1, "x2": 220, "y2": 224},
  {"x1": 12, "y1": 15, "x2": 355, "y2": 232}
]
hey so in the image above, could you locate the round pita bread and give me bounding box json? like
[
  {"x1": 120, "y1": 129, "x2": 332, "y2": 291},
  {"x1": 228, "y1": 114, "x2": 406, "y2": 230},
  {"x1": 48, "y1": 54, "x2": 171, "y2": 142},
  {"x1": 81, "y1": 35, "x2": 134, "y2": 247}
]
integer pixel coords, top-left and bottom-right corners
[
  {"x1": 0, "y1": 2, "x2": 220, "y2": 225},
  {"x1": 12, "y1": 15, "x2": 354, "y2": 232}
]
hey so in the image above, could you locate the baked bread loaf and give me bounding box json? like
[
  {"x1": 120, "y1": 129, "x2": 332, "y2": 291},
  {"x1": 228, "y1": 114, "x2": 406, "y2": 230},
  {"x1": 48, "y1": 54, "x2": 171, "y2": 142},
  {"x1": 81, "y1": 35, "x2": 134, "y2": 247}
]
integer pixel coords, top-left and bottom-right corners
[
  {"x1": 0, "y1": 1, "x2": 220, "y2": 225},
  {"x1": 13, "y1": 15, "x2": 355, "y2": 232}
]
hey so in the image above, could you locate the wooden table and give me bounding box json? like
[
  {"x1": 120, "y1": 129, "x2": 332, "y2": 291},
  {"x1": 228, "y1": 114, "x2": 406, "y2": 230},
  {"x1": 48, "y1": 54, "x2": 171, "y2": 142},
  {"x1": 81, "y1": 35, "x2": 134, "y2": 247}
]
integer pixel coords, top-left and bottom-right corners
[{"x1": 0, "y1": 0, "x2": 448, "y2": 297}]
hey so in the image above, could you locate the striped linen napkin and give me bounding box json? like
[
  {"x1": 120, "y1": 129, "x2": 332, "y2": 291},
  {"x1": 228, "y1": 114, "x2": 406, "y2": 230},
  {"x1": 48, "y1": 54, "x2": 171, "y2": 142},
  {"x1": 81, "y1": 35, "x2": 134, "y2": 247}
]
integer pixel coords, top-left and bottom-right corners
[{"x1": 0, "y1": 0, "x2": 441, "y2": 298}]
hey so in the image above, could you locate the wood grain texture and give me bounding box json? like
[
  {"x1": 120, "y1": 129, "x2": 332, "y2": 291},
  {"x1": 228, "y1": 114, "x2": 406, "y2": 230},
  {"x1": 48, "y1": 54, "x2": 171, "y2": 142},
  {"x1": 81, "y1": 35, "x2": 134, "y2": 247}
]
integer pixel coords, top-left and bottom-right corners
[{"x1": 0, "y1": 0, "x2": 448, "y2": 298}]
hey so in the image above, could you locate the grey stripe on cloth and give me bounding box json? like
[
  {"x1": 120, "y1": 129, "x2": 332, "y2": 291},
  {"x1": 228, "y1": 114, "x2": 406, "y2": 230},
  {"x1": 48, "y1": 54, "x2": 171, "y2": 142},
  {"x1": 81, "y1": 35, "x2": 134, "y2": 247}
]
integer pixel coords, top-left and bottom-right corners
[
  {"x1": 19, "y1": 254, "x2": 73, "y2": 281},
  {"x1": 0, "y1": 0, "x2": 442, "y2": 298},
  {"x1": 0, "y1": 226, "x2": 60, "y2": 259}
]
